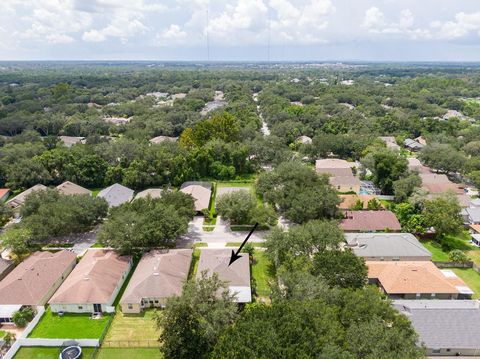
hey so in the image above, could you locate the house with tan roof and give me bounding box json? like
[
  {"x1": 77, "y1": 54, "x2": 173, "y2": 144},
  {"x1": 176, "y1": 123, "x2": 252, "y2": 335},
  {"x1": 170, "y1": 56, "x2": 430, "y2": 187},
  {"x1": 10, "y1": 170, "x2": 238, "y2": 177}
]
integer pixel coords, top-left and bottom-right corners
[
  {"x1": 367, "y1": 261, "x2": 473, "y2": 299},
  {"x1": 315, "y1": 159, "x2": 360, "y2": 193},
  {"x1": 149, "y1": 136, "x2": 178, "y2": 144},
  {"x1": 120, "y1": 249, "x2": 192, "y2": 314},
  {"x1": 6, "y1": 184, "x2": 47, "y2": 210},
  {"x1": 197, "y1": 249, "x2": 251, "y2": 303},
  {"x1": 420, "y1": 173, "x2": 464, "y2": 194},
  {"x1": 59, "y1": 136, "x2": 85, "y2": 148},
  {"x1": 379, "y1": 136, "x2": 400, "y2": 151},
  {"x1": 56, "y1": 181, "x2": 92, "y2": 196},
  {"x1": 134, "y1": 188, "x2": 164, "y2": 200},
  {"x1": 340, "y1": 210, "x2": 401, "y2": 232},
  {"x1": 0, "y1": 251, "x2": 76, "y2": 306},
  {"x1": 49, "y1": 249, "x2": 132, "y2": 314},
  {"x1": 180, "y1": 182, "x2": 212, "y2": 213},
  {"x1": 407, "y1": 157, "x2": 431, "y2": 174}
]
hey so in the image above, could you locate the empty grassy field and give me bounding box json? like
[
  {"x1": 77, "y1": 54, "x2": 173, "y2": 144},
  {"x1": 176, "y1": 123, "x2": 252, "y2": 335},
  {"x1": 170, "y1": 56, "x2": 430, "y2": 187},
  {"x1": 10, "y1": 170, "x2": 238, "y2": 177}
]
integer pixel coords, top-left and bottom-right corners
[
  {"x1": 28, "y1": 309, "x2": 111, "y2": 339},
  {"x1": 14, "y1": 346, "x2": 95, "y2": 359},
  {"x1": 103, "y1": 310, "x2": 160, "y2": 343},
  {"x1": 96, "y1": 348, "x2": 163, "y2": 359}
]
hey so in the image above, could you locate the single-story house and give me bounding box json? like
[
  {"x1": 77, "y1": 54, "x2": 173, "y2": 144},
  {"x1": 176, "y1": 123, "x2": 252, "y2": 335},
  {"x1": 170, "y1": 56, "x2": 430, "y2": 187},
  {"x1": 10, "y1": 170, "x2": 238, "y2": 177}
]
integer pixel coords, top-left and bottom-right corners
[
  {"x1": 49, "y1": 249, "x2": 132, "y2": 314},
  {"x1": 0, "y1": 188, "x2": 10, "y2": 202},
  {"x1": 315, "y1": 159, "x2": 361, "y2": 193},
  {"x1": 414, "y1": 136, "x2": 427, "y2": 146},
  {"x1": 394, "y1": 300, "x2": 480, "y2": 356},
  {"x1": 344, "y1": 233, "x2": 432, "y2": 261},
  {"x1": 0, "y1": 258, "x2": 14, "y2": 281},
  {"x1": 379, "y1": 136, "x2": 400, "y2": 151},
  {"x1": 180, "y1": 182, "x2": 212, "y2": 213},
  {"x1": 338, "y1": 194, "x2": 381, "y2": 210},
  {"x1": 56, "y1": 181, "x2": 92, "y2": 196},
  {"x1": 462, "y1": 207, "x2": 480, "y2": 225},
  {"x1": 149, "y1": 136, "x2": 178, "y2": 144},
  {"x1": 0, "y1": 305, "x2": 22, "y2": 324},
  {"x1": 59, "y1": 136, "x2": 85, "y2": 148},
  {"x1": 97, "y1": 183, "x2": 134, "y2": 207},
  {"x1": 103, "y1": 117, "x2": 131, "y2": 125},
  {"x1": 420, "y1": 173, "x2": 464, "y2": 195},
  {"x1": 407, "y1": 157, "x2": 431, "y2": 174},
  {"x1": 403, "y1": 138, "x2": 424, "y2": 152},
  {"x1": 340, "y1": 210, "x2": 402, "y2": 232},
  {"x1": 367, "y1": 261, "x2": 473, "y2": 300},
  {"x1": 197, "y1": 249, "x2": 251, "y2": 303},
  {"x1": 120, "y1": 249, "x2": 192, "y2": 313},
  {"x1": 6, "y1": 184, "x2": 47, "y2": 210},
  {"x1": 134, "y1": 188, "x2": 164, "y2": 200},
  {"x1": 0, "y1": 250, "x2": 76, "y2": 306}
]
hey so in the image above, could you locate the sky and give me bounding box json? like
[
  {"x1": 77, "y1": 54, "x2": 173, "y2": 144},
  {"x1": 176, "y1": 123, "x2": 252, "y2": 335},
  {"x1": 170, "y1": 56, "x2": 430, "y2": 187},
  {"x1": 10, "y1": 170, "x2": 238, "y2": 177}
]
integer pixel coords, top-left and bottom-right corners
[{"x1": 1, "y1": 0, "x2": 480, "y2": 61}]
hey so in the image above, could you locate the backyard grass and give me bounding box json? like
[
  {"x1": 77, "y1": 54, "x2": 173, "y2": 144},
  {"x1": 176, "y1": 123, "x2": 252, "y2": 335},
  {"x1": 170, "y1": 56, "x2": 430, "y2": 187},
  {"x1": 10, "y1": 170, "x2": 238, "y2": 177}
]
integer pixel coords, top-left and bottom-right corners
[
  {"x1": 421, "y1": 240, "x2": 450, "y2": 262},
  {"x1": 252, "y1": 251, "x2": 274, "y2": 298},
  {"x1": 104, "y1": 310, "x2": 160, "y2": 343},
  {"x1": 467, "y1": 250, "x2": 480, "y2": 266},
  {"x1": 28, "y1": 308, "x2": 111, "y2": 339},
  {"x1": 14, "y1": 346, "x2": 95, "y2": 359},
  {"x1": 452, "y1": 268, "x2": 480, "y2": 299},
  {"x1": 90, "y1": 188, "x2": 103, "y2": 197},
  {"x1": 96, "y1": 348, "x2": 162, "y2": 359},
  {"x1": 0, "y1": 330, "x2": 5, "y2": 338}
]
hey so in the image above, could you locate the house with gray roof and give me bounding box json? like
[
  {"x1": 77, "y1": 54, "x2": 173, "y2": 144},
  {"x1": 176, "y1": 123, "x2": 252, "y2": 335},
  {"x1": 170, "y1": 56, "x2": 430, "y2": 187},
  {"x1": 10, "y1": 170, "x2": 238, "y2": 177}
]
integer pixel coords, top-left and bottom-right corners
[
  {"x1": 461, "y1": 207, "x2": 480, "y2": 225},
  {"x1": 394, "y1": 300, "x2": 480, "y2": 356},
  {"x1": 197, "y1": 249, "x2": 251, "y2": 303},
  {"x1": 97, "y1": 183, "x2": 134, "y2": 208},
  {"x1": 403, "y1": 138, "x2": 424, "y2": 152},
  {"x1": 344, "y1": 233, "x2": 432, "y2": 261}
]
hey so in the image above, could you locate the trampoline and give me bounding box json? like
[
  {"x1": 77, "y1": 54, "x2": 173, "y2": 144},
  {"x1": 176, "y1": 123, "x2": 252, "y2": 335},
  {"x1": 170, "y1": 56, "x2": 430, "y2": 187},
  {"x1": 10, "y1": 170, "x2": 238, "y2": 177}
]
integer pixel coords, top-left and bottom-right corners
[{"x1": 59, "y1": 345, "x2": 82, "y2": 359}]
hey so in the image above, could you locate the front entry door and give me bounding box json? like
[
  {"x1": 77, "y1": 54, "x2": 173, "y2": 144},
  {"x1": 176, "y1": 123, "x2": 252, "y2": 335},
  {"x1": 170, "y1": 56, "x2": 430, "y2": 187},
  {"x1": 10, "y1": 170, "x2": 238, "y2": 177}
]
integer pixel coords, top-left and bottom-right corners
[{"x1": 93, "y1": 303, "x2": 102, "y2": 313}]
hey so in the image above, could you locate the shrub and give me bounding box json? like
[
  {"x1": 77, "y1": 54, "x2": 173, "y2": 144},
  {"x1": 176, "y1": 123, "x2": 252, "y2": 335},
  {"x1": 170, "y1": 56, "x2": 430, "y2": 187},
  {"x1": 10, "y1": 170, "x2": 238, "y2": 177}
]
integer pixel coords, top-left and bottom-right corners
[
  {"x1": 12, "y1": 306, "x2": 34, "y2": 327},
  {"x1": 448, "y1": 249, "x2": 469, "y2": 264}
]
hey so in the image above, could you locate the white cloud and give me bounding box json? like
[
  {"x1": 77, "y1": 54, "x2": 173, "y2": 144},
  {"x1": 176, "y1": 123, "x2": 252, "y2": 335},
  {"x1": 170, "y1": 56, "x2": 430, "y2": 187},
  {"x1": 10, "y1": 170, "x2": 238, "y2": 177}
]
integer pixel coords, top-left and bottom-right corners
[
  {"x1": 431, "y1": 12, "x2": 480, "y2": 39},
  {"x1": 362, "y1": 6, "x2": 429, "y2": 39},
  {"x1": 82, "y1": 30, "x2": 106, "y2": 42},
  {"x1": 155, "y1": 24, "x2": 188, "y2": 46},
  {"x1": 46, "y1": 33, "x2": 75, "y2": 44}
]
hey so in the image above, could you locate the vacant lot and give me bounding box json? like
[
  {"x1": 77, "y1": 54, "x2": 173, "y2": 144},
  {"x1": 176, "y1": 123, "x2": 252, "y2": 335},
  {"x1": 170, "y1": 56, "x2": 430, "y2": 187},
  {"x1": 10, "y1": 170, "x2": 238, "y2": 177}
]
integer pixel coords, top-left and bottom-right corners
[
  {"x1": 14, "y1": 346, "x2": 95, "y2": 359},
  {"x1": 103, "y1": 310, "x2": 160, "y2": 346},
  {"x1": 28, "y1": 309, "x2": 111, "y2": 339},
  {"x1": 97, "y1": 348, "x2": 163, "y2": 359}
]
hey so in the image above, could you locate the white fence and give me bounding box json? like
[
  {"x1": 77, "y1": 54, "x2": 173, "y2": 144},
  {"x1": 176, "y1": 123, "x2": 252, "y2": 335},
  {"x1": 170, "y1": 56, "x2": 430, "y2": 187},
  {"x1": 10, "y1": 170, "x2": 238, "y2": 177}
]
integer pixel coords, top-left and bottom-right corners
[{"x1": 1, "y1": 306, "x2": 99, "y2": 359}]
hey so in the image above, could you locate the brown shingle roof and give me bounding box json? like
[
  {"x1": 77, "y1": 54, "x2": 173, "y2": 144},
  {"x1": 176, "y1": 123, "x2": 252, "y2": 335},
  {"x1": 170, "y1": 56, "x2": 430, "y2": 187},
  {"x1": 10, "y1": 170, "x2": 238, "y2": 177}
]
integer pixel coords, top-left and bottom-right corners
[
  {"x1": 180, "y1": 184, "x2": 211, "y2": 211},
  {"x1": 6, "y1": 184, "x2": 47, "y2": 209},
  {"x1": 367, "y1": 261, "x2": 466, "y2": 295},
  {"x1": 338, "y1": 195, "x2": 379, "y2": 209},
  {"x1": 0, "y1": 251, "x2": 76, "y2": 305},
  {"x1": 49, "y1": 250, "x2": 131, "y2": 305},
  {"x1": 56, "y1": 181, "x2": 92, "y2": 196},
  {"x1": 120, "y1": 249, "x2": 192, "y2": 304},
  {"x1": 340, "y1": 210, "x2": 401, "y2": 232}
]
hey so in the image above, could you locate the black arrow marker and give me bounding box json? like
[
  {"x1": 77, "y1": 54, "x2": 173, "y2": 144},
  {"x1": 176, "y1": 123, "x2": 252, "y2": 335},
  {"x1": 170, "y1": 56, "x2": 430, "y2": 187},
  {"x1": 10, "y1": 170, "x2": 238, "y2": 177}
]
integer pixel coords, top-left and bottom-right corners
[{"x1": 228, "y1": 222, "x2": 258, "y2": 266}]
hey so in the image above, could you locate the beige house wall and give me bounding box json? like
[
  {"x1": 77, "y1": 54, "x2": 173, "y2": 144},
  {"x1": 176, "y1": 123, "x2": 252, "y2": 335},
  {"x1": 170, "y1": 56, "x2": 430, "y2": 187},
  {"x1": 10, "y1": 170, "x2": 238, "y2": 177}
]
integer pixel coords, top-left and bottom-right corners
[
  {"x1": 121, "y1": 297, "x2": 168, "y2": 314},
  {"x1": 361, "y1": 256, "x2": 432, "y2": 261}
]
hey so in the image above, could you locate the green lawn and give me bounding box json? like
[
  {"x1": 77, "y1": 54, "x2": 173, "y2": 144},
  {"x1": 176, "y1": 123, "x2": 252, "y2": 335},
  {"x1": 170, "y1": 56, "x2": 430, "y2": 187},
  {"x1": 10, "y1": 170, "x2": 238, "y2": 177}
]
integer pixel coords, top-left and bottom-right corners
[
  {"x1": 452, "y1": 268, "x2": 480, "y2": 299},
  {"x1": 14, "y1": 346, "x2": 95, "y2": 359},
  {"x1": 96, "y1": 348, "x2": 162, "y2": 359},
  {"x1": 28, "y1": 309, "x2": 111, "y2": 339},
  {"x1": 421, "y1": 240, "x2": 450, "y2": 261},
  {"x1": 103, "y1": 310, "x2": 160, "y2": 343},
  {"x1": 0, "y1": 330, "x2": 5, "y2": 338},
  {"x1": 216, "y1": 181, "x2": 254, "y2": 188},
  {"x1": 90, "y1": 188, "x2": 103, "y2": 197},
  {"x1": 251, "y1": 251, "x2": 274, "y2": 299}
]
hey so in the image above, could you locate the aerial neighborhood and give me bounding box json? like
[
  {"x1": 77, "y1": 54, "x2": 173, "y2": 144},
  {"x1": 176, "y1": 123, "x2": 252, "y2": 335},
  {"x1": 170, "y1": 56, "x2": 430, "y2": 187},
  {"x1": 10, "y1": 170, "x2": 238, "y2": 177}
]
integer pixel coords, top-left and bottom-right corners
[{"x1": 2, "y1": 63, "x2": 480, "y2": 359}]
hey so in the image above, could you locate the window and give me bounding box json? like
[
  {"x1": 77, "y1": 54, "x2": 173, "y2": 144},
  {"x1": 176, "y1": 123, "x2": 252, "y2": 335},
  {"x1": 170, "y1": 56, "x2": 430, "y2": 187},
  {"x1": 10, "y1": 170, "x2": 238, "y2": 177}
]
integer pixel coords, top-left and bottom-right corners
[
  {"x1": 128, "y1": 304, "x2": 133, "y2": 309},
  {"x1": 78, "y1": 306, "x2": 83, "y2": 310},
  {"x1": 432, "y1": 349, "x2": 441, "y2": 354},
  {"x1": 416, "y1": 293, "x2": 421, "y2": 298},
  {"x1": 431, "y1": 293, "x2": 436, "y2": 298},
  {"x1": 154, "y1": 300, "x2": 159, "y2": 304},
  {"x1": 392, "y1": 256, "x2": 400, "y2": 261}
]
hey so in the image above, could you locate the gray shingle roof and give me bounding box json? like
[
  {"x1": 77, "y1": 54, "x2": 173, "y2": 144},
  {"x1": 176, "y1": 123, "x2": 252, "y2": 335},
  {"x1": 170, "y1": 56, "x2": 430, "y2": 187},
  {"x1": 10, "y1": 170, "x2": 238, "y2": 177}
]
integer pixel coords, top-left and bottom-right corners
[
  {"x1": 394, "y1": 300, "x2": 480, "y2": 350},
  {"x1": 345, "y1": 233, "x2": 432, "y2": 259},
  {"x1": 97, "y1": 183, "x2": 134, "y2": 207}
]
